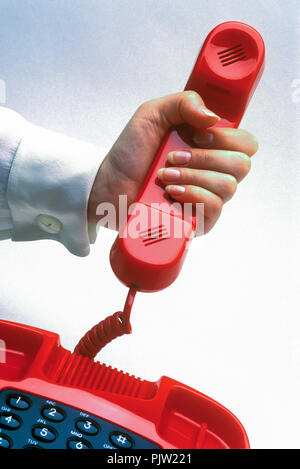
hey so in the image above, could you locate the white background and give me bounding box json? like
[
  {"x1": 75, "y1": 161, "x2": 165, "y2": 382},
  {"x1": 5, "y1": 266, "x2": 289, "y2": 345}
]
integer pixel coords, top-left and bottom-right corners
[{"x1": 0, "y1": 0, "x2": 299, "y2": 448}]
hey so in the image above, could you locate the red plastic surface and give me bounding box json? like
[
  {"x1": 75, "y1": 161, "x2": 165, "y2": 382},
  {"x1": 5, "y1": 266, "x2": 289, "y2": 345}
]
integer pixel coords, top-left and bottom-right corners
[
  {"x1": 74, "y1": 287, "x2": 136, "y2": 359},
  {"x1": 110, "y1": 21, "x2": 265, "y2": 292},
  {"x1": 0, "y1": 320, "x2": 250, "y2": 449}
]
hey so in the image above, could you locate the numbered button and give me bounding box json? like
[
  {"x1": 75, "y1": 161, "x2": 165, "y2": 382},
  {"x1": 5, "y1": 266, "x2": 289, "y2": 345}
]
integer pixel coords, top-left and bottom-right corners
[
  {"x1": 41, "y1": 405, "x2": 65, "y2": 422},
  {"x1": 0, "y1": 412, "x2": 22, "y2": 430},
  {"x1": 32, "y1": 425, "x2": 57, "y2": 443},
  {"x1": 67, "y1": 438, "x2": 93, "y2": 449},
  {"x1": 75, "y1": 418, "x2": 100, "y2": 436},
  {"x1": 7, "y1": 394, "x2": 31, "y2": 411},
  {"x1": 0, "y1": 434, "x2": 12, "y2": 448},
  {"x1": 109, "y1": 431, "x2": 134, "y2": 449}
]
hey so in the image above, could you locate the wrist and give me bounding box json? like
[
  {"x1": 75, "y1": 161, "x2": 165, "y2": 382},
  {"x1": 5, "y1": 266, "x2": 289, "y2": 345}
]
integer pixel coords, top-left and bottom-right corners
[{"x1": 88, "y1": 158, "x2": 114, "y2": 225}]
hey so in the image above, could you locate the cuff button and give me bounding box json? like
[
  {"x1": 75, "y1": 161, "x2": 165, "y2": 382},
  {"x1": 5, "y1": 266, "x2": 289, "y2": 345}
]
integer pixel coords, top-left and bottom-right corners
[{"x1": 36, "y1": 215, "x2": 62, "y2": 234}]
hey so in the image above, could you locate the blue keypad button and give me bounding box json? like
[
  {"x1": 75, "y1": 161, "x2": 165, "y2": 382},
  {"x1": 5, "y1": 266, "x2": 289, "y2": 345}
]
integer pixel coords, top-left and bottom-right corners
[
  {"x1": 32, "y1": 425, "x2": 57, "y2": 443},
  {"x1": 41, "y1": 405, "x2": 65, "y2": 422},
  {"x1": 0, "y1": 434, "x2": 12, "y2": 448},
  {"x1": 67, "y1": 438, "x2": 93, "y2": 449},
  {"x1": 109, "y1": 431, "x2": 134, "y2": 449},
  {"x1": 0, "y1": 413, "x2": 22, "y2": 430},
  {"x1": 75, "y1": 418, "x2": 100, "y2": 436},
  {"x1": 7, "y1": 394, "x2": 31, "y2": 411}
]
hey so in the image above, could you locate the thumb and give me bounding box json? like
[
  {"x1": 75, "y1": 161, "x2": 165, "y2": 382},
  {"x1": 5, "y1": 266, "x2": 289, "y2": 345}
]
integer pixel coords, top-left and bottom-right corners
[{"x1": 143, "y1": 91, "x2": 220, "y2": 134}]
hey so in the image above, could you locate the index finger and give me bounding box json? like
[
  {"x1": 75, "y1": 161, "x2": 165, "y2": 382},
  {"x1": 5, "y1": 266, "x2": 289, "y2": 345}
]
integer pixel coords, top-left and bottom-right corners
[{"x1": 193, "y1": 127, "x2": 259, "y2": 157}]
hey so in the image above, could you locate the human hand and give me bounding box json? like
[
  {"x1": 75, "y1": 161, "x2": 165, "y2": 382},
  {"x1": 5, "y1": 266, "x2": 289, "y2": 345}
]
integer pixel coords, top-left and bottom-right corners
[{"x1": 88, "y1": 91, "x2": 258, "y2": 233}]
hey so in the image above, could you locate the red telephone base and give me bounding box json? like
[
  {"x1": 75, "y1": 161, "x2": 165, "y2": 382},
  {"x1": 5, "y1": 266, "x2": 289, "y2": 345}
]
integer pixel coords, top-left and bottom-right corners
[{"x1": 0, "y1": 320, "x2": 249, "y2": 449}]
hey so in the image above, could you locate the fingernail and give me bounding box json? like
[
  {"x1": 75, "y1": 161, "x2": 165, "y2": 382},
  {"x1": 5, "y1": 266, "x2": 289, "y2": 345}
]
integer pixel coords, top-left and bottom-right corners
[
  {"x1": 157, "y1": 168, "x2": 181, "y2": 181},
  {"x1": 198, "y1": 106, "x2": 221, "y2": 120},
  {"x1": 193, "y1": 131, "x2": 214, "y2": 146},
  {"x1": 165, "y1": 185, "x2": 186, "y2": 195},
  {"x1": 168, "y1": 151, "x2": 191, "y2": 165}
]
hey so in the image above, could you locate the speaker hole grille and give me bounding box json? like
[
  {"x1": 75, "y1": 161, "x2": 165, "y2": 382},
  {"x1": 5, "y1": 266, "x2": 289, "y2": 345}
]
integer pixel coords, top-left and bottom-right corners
[
  {"x1": 139, "y1": 225, "x2": 169, "y2": 246},
  {"x1": 218, "y1": 44, "x2": 247, "y2": 66}
]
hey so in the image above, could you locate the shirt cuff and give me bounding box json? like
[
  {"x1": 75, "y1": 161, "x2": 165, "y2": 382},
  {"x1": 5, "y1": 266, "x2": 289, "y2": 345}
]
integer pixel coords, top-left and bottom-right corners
[
  {"x1": 6, "y1": 120, "x2": 103, "y2": 256},
  {"x1": 0, "y1": 107, "x2": 28, "y2": 235}
]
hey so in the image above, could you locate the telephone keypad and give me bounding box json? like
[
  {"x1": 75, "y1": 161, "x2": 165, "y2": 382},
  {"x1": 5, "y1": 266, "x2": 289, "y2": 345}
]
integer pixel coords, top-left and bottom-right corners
[
  {"x1": 32, "y1": 425, "x2": 57, "y2": 443},
  {"x1": 67, "y1": 437, "x2": 93, "y2": 449},
  {"x1": 41, "y1": 405, "x2": 65, "y2": 422},
  {"x1": 0, "y1": 434, "x2": 12, "y2": 448},
  {"x1": 75, "y1": 418, "x2": 100, "y2": 436},
  {"x1": 0, "y1": 389, "x2": 160, "y2": 449},
  {"x1": 0, "y1": 412, "x2": 22, "y2": 430},
  {"x1": 7, "y1": 395, "x2": 31, "y2": 411},
  {"x1": 109, "y1": 431, "x2": 134, "y2": 449}
]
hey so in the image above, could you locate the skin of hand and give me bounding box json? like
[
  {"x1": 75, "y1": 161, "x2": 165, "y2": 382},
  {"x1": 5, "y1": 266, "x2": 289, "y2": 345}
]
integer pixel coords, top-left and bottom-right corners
[{"x1": 88, "y1": 91, "x2": 258, "y2": 234}]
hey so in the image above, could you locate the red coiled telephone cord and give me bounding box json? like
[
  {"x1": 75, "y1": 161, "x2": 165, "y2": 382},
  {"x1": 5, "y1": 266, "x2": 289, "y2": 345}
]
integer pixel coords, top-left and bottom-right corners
[{"x1": 74, "y1": 287, "x2": 137, "y2": 359}]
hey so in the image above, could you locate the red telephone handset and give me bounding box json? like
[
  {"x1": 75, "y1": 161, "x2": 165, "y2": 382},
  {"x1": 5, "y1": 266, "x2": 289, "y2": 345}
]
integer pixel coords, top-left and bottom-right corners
[{"x1": 110, "y1": 21, "x2": 265, "y2": 292}]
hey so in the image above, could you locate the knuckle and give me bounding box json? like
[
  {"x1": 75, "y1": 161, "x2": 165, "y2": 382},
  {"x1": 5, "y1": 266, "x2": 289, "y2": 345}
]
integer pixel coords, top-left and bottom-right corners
[
  {"x1": 191, "y1": 149, "x2": 210, "y2": 166},
  {"x1": 134, "y1": 101, "x2": 162, "y2": 130},
  {"x1": 236, "y1": 152, "x2": 251, "y2": 180},
  {"x1": 182, "y1": 167, "x2": 193, "y2": 180},
  {"x1": 221, "y1": 174, "x2": 237, "y2": 198},
  {"x1": 240, "y1": 129, "x2": 259, "y2": 156},
  {"x1": 240, "y1": 153, "x2": 251, "y2": 178},
  {"x1": 184, "y1": 90, "x2": 199, "y2": 101},
  {"x1": 210, "y1": 195, "x2": 223, "y2": 217},
  {"x1": 183, "y1": 90, "x2": 203, "y2": 106},
  {"x1": 250, "y1": 135, "x2": 259, "y2": 155},
  {"x1": 199, "y1": 149, "x2": 210, "y2": 165},
  {"x1": 136, "y1": 101, "x2": 153, "y2": 115}
]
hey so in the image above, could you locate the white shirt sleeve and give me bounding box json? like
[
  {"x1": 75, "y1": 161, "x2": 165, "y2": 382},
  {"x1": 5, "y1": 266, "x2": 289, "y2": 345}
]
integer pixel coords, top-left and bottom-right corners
[{"x1": 0, "y1": 106, "x2": 103, "y2": 256}]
